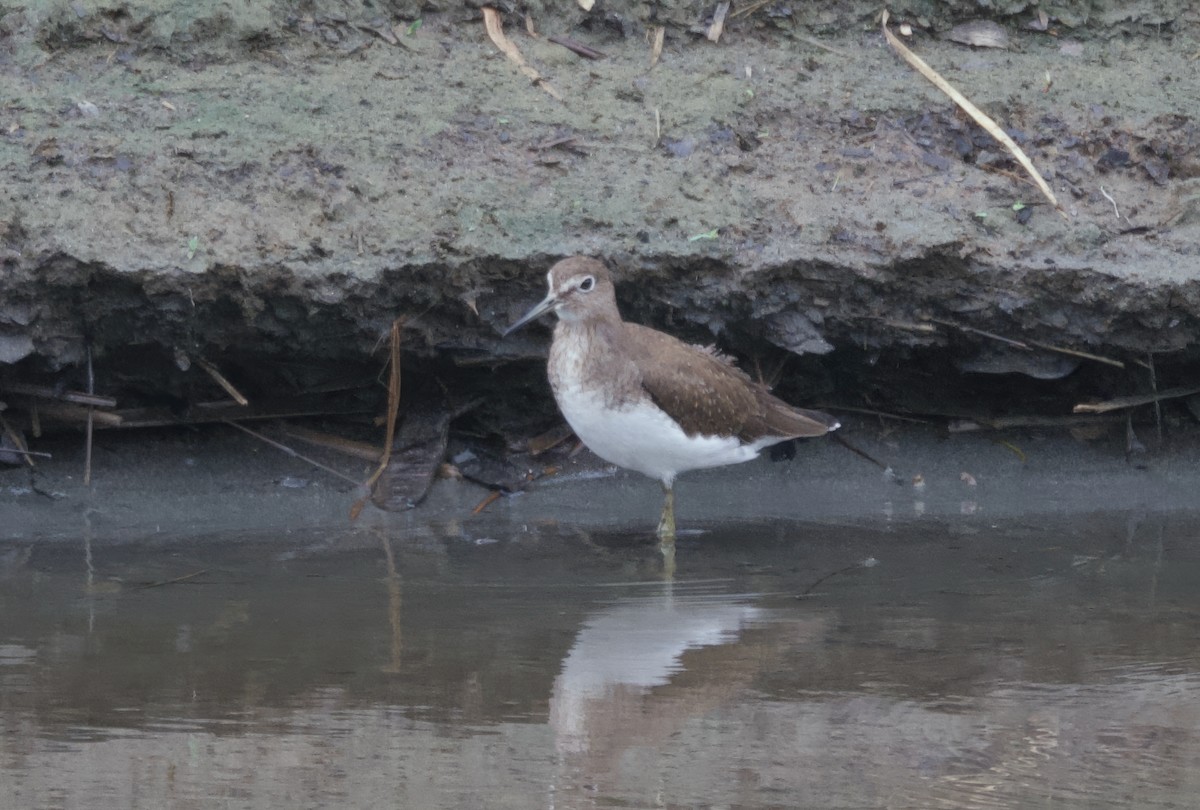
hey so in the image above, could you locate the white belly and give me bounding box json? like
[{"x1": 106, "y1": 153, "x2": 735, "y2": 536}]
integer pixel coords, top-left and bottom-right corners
[{"x1": 554, "y1": 385, "x2": 764, "y2": 485}]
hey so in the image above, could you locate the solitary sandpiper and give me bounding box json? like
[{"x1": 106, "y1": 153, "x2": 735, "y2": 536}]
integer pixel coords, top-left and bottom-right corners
[{"x1": 504, "y1": 257, "x2": 840, "y2": 541}]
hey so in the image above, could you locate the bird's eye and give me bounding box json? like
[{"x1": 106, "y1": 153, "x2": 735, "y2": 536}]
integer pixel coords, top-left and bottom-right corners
[{"x1": 578, "y1": 276, "x2": 595, "y2": 292}]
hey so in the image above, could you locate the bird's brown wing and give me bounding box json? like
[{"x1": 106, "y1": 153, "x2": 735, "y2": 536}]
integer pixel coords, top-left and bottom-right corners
[{"x1": 623, "y1": 323, "x2": 837, "y2": 442}]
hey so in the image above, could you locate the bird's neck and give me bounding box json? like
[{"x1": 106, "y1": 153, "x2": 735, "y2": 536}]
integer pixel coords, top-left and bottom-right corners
[
  {"x1": 554, "y1": 309, "x2": 622, "y2": 339},
  {"x1": 550, "y1": 316, "x2": 638, "y2": 404}
]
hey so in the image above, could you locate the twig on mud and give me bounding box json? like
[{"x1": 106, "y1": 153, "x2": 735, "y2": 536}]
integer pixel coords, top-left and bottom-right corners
[
  {"x1": 33, "y1": 403, "x2": 123, "y2": 427},
  {"x1": 1100, "y1": 185, "x2": 1121, "y2": 219},
  {"x1": 351, "y1": 318, "x2": 405, "y2": 520},
  {"x1": 892, "y1": 171, "x2": 944, "y2": 188},
  {"x1": 527, "y1": 423, "x2": 575, "y2": 455},
  {"x1": 52, "y1": 399, "x2": 370, "y2": 430},
  {"x1": 1074, "y1": 385, "x2": 1200, "y2": 415},
  {"x1": 357, "y1": 22, "x2": 399, "y2": 46},
  {"x1": 533, "y1": 135, "x2": 587, "y2": 154},
  {"x1": 729, "y1": 0, "x2": 772, "y2": 18},
  {"x1": 482, "y1": 7, "x2": 562, "y2": 102},
  {"x1": 730, "y1": 0, "x2": 854, "y2": 54},
  {"x1": 1147, "y1": 352, "x2": 1163, "y2": 443},
  {"x1": 197, "y1": 358, "x2": 249, "y2": 406},
  {"x1": 706, "y1": 2, "x2": 730, "y2": 43},
  {"x1": 0, "y1": 446, "x2": 51, "y2": 460},
  {"x1": 948, "y1": 414, "x2": 1125, "y2": 432},
  {"x1": 726, "y1": 1, "x2": 851, "y2": 58},
  {"x1": 0, "y1": 412, "x2": 37, "y2": 466},
  {"x1": 880, "y1": 10, "x2": 1064, "y2": 217},
  {"x1": 871, "y1": 316, "x2": 938, "y2": 334},
  {"x1": 649, "y1": 26, "x2": 664, "y2": 68},
  {"x1": 1026, "y1": 339, "x2": 1125, "y2": 370},
  {"x1": 472, "y1": 490, "x2": 503, "y2": 514},
  {"x1": 830, "y1": 433, "x2": 898, "y2": 475},
  {"x1": 931, "y1": 318, "x2": 1126, "y2": 369},
  {"x1": 930, "y1": 318, "x2": 1028, "y2": 349},
  {"x1": 547, "y1": 35, "x2": 605, "y2": 60},
  {"x1": 84, "y1": 344, "x2": 94, "y2": 486},
  {"x1": 224, "y1": 419, "x2": 361, "y2": 486},
  {"x1": 132, "y1": 568, "x2": 212, "y2": 590},
  {"x1": 795, "y1": 35, "x2": 851, "y2": 58},
  {"x1": 0, "y1": 382, "x2": 116, "y2": 408},
  {"x1": 798, "y1": 558, "x2": 879, "y2": 598},
  {"x1": 283, "y1": 425, "x2": 382, "y2": 462}
]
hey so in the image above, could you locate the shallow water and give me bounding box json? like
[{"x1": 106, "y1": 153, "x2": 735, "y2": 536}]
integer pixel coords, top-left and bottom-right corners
[{"x1": 2, "y1": 512, "x2": 1199, "y2": 809}]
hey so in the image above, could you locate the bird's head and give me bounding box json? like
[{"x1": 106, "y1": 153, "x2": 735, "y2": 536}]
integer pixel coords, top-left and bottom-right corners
[{"x1": 503, "y1": 256, "x2": 618, "y2": 335}]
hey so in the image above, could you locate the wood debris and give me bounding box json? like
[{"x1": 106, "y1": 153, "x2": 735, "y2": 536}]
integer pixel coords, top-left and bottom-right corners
[
  {"x1": 482, "y1": 7, "x2": 562, "y2": 102},
  {"x1": 83, "y1": 345, "x2": 95, "y2": 486},
  {"x1": 370, "y1": 387, "x2": 452, "y2": 512},
  {"x1": 0, "y1": 382, "x2": 116, "y2": 408},
  {"x1": 352, "y1": 318, "x2": 404, "y2": 519},
  {"x1": 880, "y1": 10, "x2": 1062, "y2": 216},
  {"x1": 224, "y1": 420, "x2": 359, "y2": 486},
  {"x1": 649, "y1": 26, "x2": 664, "y2": 68},
  {"x1": 197, "y1": 357, "x2": 249, "y2": 406},
  {"x1": 283, "y1": 425, "x2": 381, "y2": 462},
  {"x1": 0, "y1": 413, "x2": 34, "y2": 467},
  {"x1": 930, "y1": 318, "x2": 1125, "y2": 369},
  {"x1": 527, "y1": 423, "x2": 574, "y2": 455},
  {"x1": 548, "y1": 35, "x2": 605, "y2": 60},
  {"x1": 1074, "y1": 385, "x2": 1200, "y2": 415},
  {"x1": 706, "y1": 2, "x2": 730, "y2": 43},
  {"x1": 949, "y1": 414, "x2": 1125, "y2": 432}
]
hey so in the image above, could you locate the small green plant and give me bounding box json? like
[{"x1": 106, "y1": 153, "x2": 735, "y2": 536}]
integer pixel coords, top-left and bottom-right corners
[
  {"x1": 186, "y1": 236, "x2": 199, "y2": 259},
  {"x1": 406, "y1": 19, "x2": 422, "y2": 36},
  {"x1": 687, "y1": 228, "x2": 719, "y2": 242}
]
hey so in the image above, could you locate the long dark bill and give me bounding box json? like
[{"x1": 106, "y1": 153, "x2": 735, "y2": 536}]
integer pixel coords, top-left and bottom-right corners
[{"x1": 502, "y1": 294, "x2": 557, "y2": 336}]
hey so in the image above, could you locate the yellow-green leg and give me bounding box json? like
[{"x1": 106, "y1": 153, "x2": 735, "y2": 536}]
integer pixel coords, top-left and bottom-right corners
[
  {"x1": 656, "y1": 482, "x2": 676, "y2": 541},
  {"x1": 657, "y1": 482, "x2": 677, "y2": 580}
]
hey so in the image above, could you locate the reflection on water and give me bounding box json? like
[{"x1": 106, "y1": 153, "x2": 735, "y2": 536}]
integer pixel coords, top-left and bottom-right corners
[
  {"x1": 2, "y1": 512, "x2": 1199, "y2": 808},
  {"x1": 551, "y1": 589, "x2": 765, "y2": 759}
]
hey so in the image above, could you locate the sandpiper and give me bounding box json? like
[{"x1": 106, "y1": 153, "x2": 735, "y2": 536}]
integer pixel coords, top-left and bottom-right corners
[{"x1": 504, "y1": 257, "x2": 839, "y2": 540}]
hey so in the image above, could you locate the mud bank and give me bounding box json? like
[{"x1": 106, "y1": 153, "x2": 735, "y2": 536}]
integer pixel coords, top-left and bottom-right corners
[
  {"x1": 3, "y1": 422, "x2": 1199, "y2": 543},
  {"x1": 1, "y1": 2, "x2": 1199, "y2": 441}
]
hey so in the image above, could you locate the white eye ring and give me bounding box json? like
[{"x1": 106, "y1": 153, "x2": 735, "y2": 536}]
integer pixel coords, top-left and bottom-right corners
[{"x1": 578, "y1": 276, "x2": 595, "y2": 292}]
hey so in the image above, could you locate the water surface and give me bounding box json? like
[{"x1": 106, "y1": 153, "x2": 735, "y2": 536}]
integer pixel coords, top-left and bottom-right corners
[{"x1": 2, "y1": 512, "x2": 1198, "y2": 809}]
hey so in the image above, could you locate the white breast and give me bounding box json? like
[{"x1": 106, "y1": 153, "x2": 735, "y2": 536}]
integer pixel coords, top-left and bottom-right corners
[{"x1": 549, "y1": 331, "x2": 763, "y2": 485}]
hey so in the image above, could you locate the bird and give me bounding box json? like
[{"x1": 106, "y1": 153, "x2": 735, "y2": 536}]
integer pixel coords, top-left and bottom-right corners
[{"x1": 503, "y1": 256, "x2": 839, "y2": 541}]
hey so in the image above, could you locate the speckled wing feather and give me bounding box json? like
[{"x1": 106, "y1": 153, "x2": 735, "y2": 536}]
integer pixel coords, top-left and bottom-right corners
[{"x1": 622, "y1": 324, "x2": 836, "y2": 442}]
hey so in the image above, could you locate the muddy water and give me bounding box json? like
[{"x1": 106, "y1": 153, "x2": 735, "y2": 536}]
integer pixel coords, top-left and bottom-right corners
[{"x1": 2, "y1": 513, "x2": 1198, "y2": 809}]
